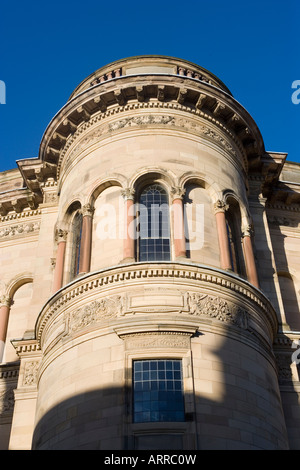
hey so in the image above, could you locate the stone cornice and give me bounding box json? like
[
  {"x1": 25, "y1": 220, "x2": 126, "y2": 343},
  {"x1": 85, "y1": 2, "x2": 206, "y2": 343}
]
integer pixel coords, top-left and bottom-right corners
[
  {"x1": 35, "y1": 262, "x2": 278, "y2": 350},
  {"x1": 57, "y1": 105, "x2": 246, "y2": 189},
  {"x1": 38, "y1": 74, "x2": 265, "y2": 181}
]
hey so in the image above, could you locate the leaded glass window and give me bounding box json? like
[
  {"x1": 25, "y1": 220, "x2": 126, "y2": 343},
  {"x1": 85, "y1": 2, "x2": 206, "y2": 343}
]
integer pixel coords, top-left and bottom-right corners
[
  {"x1": 133, "y1": 359, "x2": 185, "y2": 423},
  {"x1": 138, "y1": 184, "x2": 170, "y2": 261}
]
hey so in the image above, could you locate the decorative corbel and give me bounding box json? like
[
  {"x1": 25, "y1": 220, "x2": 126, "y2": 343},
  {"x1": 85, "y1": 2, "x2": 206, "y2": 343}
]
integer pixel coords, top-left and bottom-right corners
[
  {"x1": 196, "y1": 93, "x2": 206, "y2": 109},
  {"x1": 136, "y1": 86, "x2": 145, "y2": 102},
  {"x1": 177, "y1": 88, "x2": 187, "y2": 105},
  {"x1": 76, "y1": 105, "x2": 90, "y2": 122},
  {"x1": 114, "y1": 89, "x2": 126, "y2": 106},
  {"x1": 157, "y1": 85, "x2": 165, "y2": 101}
]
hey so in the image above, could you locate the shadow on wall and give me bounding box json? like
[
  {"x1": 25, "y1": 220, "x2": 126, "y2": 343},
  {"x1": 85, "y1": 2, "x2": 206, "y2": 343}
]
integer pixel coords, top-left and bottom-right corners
[{"x1": 30, "y1": 326, "x2": 295, "y2": 451}]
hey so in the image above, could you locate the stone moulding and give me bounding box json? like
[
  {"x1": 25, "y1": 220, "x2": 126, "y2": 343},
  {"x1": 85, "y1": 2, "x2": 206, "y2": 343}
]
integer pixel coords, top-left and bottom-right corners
[
  {"x1": 57, "y1": 100, "x2": 246, "y2": 183},
  {"x1": 35, "y1": 262, "x2": 278, "y2": 348},
  {"x1": 120, "y1": 332, "x2": 192, "y2": 350}
]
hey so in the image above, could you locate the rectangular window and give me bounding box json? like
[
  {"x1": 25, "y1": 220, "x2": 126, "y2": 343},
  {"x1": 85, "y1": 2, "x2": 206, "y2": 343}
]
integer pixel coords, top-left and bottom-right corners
[{"x1": 133, "y1": 359, "x2": 185, "y2": 423}]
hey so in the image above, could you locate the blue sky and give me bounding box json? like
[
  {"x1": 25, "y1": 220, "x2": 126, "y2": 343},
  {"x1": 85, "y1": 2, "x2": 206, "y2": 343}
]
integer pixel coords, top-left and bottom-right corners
[{"x1": 0, "y1": 0, "x2": 299, "y2": 172}]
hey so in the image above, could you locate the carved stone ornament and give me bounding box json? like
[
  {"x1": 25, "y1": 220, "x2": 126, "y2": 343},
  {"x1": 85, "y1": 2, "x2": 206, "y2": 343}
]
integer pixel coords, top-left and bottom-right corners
[
  {"x1": 67, "y1": 296, "x2": 123, "y2": 333},
  {"x1": 0, "y1": 387, "x2": 15, "y2": 415},
  {"x1": 187, "y1": 292, "x2": 248, "y2": 329},
  {"x1": 23, "y1": 361, "x2": 39, "y2": 386},
  {"x1": 213, "y1": 199, "x2": 228, "y2": 214},
  {"x1": 60, "y1": 107, "x2": 241, "y2": 178},
  {"x1": 170, "y1": 186, "x2": 186, "y2": 200},
  {"x1": 0, "y1": 221, "x2": 40, "y2": 238},
  {"x1": 242, "y1": 224, "x2": 254, "y2": 238},
  {"x1": 82, "y1": 203, "x2": 95, "y2": 217},
  {"x1": 55, "y1": 228, "x2": 68, "y2": 242},
  {"x1": 0, "y1": 295, "x2": 12, "y2": 307},
  {"x1": 122, "y1": 332, "x2": 191, "y2": 350},
  {"x1": 121, "y1": 187, "x2": 135, "y2": 200},
  {"x1": 275, "y1": 354, "x2": 293, "y2": 383}
]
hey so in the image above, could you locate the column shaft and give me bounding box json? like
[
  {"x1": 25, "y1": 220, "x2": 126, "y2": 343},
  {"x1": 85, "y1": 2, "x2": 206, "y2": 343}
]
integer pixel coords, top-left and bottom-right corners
[
  {"x1": 172, "y1": 198, "x2": 186, "y2": 258},
  {"x1": 243, "y1": 234, "x2": 259, "y2": 288},
  {"x1": 52, "y1": 230, "x2": 67, "y2": 292},
  {"x1": 78, "y1": 214, "x2": 93, "y2": 274},
  {"x1": 215, "y1": 209, "x2": 232, "y2": 270},
  {"x1": 0, "y1": 303, "x2": 10, "y2": 362},
  {"x1": 123, "y1": 198, "x2": 135, "y2": 260}
]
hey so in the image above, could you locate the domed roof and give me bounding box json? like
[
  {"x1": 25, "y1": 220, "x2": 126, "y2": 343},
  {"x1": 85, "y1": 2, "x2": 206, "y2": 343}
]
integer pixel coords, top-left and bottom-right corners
[{"x1": 69, "y1": 55, "x2": 232, "y2": 100}]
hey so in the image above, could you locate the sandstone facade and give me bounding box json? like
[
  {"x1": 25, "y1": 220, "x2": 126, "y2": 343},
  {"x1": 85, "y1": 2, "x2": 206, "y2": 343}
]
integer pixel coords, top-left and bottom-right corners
[{"x1": 0, "y1": 56, "x2": 299, "y2": 450}]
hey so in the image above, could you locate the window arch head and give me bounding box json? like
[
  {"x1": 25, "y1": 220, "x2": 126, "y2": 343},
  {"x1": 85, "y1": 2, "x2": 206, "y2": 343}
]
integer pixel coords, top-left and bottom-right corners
[{"x1": 138, "y1": 184, "x2": 171, "y2": 262}]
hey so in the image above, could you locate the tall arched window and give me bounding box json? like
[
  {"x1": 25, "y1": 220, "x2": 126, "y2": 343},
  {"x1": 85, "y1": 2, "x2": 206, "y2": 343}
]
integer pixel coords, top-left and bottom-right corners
[
  {"x1": 225, "y1": 200, "x2": 245, "y2": 276},
  {"x1": 70, "y1": 211, "x2": 83, "y2": 279},
  {"x1": 138, "y1": 184, "x2": 171, "y2": 261}
]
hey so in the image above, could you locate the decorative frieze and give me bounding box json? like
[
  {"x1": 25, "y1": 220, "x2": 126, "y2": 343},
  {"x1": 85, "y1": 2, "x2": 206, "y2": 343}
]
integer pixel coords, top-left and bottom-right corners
[
  {"x1": 186, "y1": 293, "x2": 248, "y2": 329},
  {"x1": 121, "y1": 332, "x2": 191, "y2": 350},
  {"x1": 57, "y1": 100, "x2": 245, "y2": 179},
  {"x1": 0, "y1": 221, "x2": 40, "y2": 239},
  {"x1": 67, "y1": 296, "x2": 123, "y2": 333},
  {"x1": 36, "y1": 263, "x2": 277, "y2": 348}
]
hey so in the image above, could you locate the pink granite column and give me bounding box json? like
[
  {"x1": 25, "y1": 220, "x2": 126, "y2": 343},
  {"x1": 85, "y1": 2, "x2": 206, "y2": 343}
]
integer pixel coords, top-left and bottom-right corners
[
  {"x1": 78, "y1": 204, "x2": 94, "y2": 275},
  {"x1": 52, "y1": 229, "x2": 68, "y2": 293},
  {"x1": 214, "y1": 200, "x2": 232, "y2": 271},
  {"x1": 242, "y1": 225, "x2": 259, "y2": 288},
  {"x1": 122, "y1": 188, "x2": 135, "y2": 261},
  {"x1": 0, "y1": 297, "x2": 11, "y2": 362},
  {"x1": 171, "y1": 187, "x2": 186, "y2": 259}
]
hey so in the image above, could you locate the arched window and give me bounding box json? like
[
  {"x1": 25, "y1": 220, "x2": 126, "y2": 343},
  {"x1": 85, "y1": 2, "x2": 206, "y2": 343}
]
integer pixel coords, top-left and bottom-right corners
[
  {"x1": 225, "y1": 200, "x2": 245, "y2": 276},
  {"x1": 138, "y1": 184, "x2": 171, "y2": 261},
  {"x1": 70, "y1": 211, "x2": 83, "y2": 279}
]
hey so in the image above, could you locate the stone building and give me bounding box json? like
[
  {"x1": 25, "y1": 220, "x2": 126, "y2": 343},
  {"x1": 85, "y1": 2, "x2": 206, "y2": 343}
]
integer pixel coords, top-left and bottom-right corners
[{"x1": 0, "y1": 55, "x2": 299, "y2": 450}]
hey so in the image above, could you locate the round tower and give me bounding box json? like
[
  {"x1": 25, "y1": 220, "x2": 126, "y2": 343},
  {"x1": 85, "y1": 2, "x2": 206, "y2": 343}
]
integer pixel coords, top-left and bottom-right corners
[{"x1": 29, "y1": 56, "x2": 288, "y2": 450}]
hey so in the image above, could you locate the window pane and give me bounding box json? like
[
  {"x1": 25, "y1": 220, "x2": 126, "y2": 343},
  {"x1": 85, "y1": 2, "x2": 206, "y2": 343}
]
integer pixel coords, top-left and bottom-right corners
[
  {"x1": 138, "y1": 185, "x2": 171, "y2": 261},
  {"x1": 133, "y1": 360, "x2": 185, "y2": 423}
]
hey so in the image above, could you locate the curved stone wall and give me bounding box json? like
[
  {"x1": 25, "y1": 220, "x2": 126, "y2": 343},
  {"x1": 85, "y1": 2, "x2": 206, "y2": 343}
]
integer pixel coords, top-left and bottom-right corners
[
  {"x1": 26, "y1": 56, "x2": 289, "y2": 450},
  {"x1": 31, "y1": 262, "x2": 288, "y2": 449}
]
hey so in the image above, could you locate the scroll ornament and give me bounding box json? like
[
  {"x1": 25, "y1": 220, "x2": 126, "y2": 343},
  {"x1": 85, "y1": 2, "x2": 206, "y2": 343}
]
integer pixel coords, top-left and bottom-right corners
[
  {"x1": 187, "y1": 293, "x2": 248, "y2": 329},
  {"x1": 67, "y1": 296, "x2": 122, "y2": 333}
]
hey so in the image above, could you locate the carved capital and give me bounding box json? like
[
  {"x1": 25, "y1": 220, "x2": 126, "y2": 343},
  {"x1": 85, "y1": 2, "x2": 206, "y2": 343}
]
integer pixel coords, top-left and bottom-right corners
[
  {"x1": 213, "y1": 199, "x2": 228, "y2": 214},
  {"x1": 121, "y1": 187, "x2": 135, "y2": 201},
  {"x1": 170, "y1": 186, "x2": 186, "y2": 201},
  {"x1": 55, "y1": 228, "x2": 68, "y2": 242},
  {"x1": 242, "y1": 224, "x2": 254, "y2": 238},
  {"x1": 82, "y1": 203, "x2": 95, "y2": 217},
  {"x1": 0, "y1": 295, "x2": 12, "y2": 308}
]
